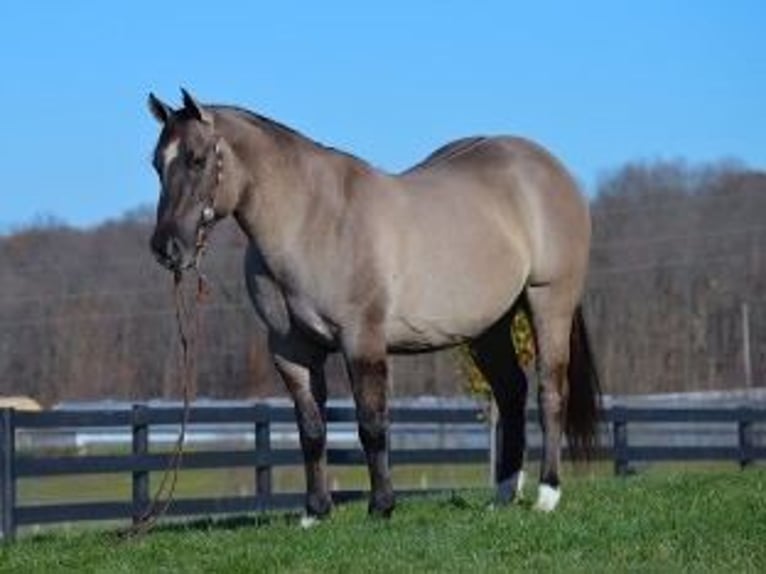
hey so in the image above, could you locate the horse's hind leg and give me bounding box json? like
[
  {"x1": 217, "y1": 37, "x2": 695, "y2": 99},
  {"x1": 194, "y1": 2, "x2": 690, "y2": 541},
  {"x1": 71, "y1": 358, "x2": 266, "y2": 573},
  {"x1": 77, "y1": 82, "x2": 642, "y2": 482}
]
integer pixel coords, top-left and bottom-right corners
[
  {"x1": 526, "y1": 283, "x2": 578, "y2": 512},
  {"x1": 469, "y1": 309, "x2": 529, "y2": 505},
  {"x1": 270, "y1": 335, "x2": 332, "y2": 524}
]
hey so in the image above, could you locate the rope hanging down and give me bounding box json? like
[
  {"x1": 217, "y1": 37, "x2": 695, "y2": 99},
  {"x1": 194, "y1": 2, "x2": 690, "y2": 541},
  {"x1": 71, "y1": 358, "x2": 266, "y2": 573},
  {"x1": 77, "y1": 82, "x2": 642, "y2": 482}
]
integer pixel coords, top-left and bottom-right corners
[{"x1": 122, "y1": 270, "x2": 209, "y2": 539}]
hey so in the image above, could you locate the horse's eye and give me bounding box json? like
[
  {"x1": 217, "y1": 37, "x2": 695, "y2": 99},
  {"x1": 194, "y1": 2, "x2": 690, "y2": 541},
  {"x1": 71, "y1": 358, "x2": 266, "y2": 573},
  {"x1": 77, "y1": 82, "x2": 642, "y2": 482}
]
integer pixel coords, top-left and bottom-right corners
[{"x1": 186, "y1": 152, "x2": 206, "y2": 170}]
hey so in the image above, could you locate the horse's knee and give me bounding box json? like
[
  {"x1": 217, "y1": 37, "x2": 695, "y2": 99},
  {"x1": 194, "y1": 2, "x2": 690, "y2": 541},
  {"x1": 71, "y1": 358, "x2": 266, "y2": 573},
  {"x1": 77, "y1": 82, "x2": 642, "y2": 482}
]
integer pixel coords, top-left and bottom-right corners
[
  {"x1": 357, "y1": 407, "x2": 389, "y2": 451},
  {"x1": 348, "y1": 356, "x2": 390, "y2": 450},
  {"x1": 538, "y1": 363, "x2": 568, "y2": 420},
  {"x1": 298, "y1": 415, "x2": 326, "y2": 459}
]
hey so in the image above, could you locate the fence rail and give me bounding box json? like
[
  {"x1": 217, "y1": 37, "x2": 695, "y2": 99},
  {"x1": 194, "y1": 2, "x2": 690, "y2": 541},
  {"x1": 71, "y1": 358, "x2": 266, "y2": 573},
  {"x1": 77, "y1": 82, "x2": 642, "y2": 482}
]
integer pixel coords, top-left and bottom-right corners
[
  {"x1": 608, "y1": 406, "x2": 766, "y2": 475},
  {"x1": 1, "y1": 403, "x2": 765, "y2": 541}
]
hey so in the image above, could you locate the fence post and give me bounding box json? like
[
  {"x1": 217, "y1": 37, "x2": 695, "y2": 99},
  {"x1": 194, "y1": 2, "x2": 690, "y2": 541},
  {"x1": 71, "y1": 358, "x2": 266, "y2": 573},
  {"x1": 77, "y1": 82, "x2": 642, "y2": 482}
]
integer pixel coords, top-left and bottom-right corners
[
  {"x1": 132, "y1": 404, "x2": 150, "y2": 524},
  {"x1": 612, "y1": 406, "x2": 629, "y2": 477},
  {"x1": 255, "y1": 404, "x2": 272, "y2": 509},
  {"x1": 737, "y1": 408, "x2": 753, "y2": 469},
  {"x1": 0, "y1": 408, "x2": 16, "y2": 542}
]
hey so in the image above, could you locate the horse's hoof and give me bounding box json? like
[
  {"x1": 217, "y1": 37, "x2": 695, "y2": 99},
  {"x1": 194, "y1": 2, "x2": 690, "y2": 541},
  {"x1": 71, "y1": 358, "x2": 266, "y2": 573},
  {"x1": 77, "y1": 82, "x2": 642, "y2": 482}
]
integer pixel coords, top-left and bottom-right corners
[
  {"x1": 495, "y1": 470, "x2": 526, "y2": 506},
  {"x1": 368, "y1": 491, "x2": 396, "y2": 518},
  {"x1": 368, "y1": 503, "x2": 395, "y2": 519},
  {"x1": 306, "y1": 493, "x2": 333, "y2": 519},
  {"x1": 533, "y1": 484, "x2": 561, "y2": 512},
  {"x1": 300, "y1": 514, "x2": 321, "y2": 529}
]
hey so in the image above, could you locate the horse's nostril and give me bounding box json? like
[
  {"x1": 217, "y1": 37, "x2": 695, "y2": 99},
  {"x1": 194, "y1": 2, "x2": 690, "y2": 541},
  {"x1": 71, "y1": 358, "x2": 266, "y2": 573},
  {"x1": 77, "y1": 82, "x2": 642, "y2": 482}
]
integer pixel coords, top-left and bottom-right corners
[
  {"x1": 167, "y1": 237, "x2": 182, "y2": 262},
  {"x1": 150, "y1": 230, "x2": 183, "y2": 269}
]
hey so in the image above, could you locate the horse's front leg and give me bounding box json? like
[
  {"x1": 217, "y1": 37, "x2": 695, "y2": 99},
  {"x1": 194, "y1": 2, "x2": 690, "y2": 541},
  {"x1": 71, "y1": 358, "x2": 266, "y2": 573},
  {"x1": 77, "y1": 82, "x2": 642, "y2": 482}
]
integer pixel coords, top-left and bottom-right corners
[
  {"x1": 271, "y1": 337, "x2": 331, "y2": 522},
  {"x1": 342, "y1": 326, "x2": 395, "y2": 517}
]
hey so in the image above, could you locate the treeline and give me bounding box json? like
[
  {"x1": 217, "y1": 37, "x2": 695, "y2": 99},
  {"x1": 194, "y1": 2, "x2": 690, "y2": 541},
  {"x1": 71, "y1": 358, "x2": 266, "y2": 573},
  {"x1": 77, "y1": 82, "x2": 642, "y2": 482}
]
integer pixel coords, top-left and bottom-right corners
[
  {"x1": 586, "y1": 161, "x2": 765, "y2": 393},
  {"x1": 0, "y1": 160, "x2": 763, "y2": 404},
  {"x1": 0, "y1": 209, "x2": 464, "y2": 404}
]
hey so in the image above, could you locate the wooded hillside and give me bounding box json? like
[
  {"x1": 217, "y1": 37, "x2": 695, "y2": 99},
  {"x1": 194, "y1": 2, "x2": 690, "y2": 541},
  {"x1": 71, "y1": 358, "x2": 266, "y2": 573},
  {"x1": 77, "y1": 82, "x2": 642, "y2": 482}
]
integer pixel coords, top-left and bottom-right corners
[
  {"x1": 0, "y1": 160, "x2": 763, "y2": 404},
  {"x1": 587, "y1": 161, "x2": 765, "y2": 393}
]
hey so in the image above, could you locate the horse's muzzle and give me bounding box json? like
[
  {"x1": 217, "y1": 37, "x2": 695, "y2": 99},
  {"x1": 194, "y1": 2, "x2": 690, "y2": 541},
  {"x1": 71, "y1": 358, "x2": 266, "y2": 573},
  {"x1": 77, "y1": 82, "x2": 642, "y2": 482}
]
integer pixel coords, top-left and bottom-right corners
[{"x1": 150, "y1": 228, "x2": 194, "y2": 272}]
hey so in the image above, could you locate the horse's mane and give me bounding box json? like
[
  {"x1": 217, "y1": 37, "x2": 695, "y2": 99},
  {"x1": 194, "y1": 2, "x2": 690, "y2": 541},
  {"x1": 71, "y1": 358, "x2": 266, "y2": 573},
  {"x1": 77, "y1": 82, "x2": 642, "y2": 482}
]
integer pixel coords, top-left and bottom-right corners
[
  {"x1": 214, "y1": 105, "x2": 310, "y2": 144},
  {"x1": 212, "y1": 104, "x2": 372, "y2": 168}
]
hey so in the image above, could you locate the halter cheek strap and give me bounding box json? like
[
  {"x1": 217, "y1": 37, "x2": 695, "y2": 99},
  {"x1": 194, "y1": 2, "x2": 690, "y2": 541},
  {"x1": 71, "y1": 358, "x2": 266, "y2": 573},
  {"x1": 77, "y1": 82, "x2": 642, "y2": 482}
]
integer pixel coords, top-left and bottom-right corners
[
  {"x1": 195, "y1": 138, "x2": 225, "y2": 254},
  {"x1": 201, "y1": 138, "x2": 224, "y2": 220},
  {"x1": 214, "y1": 140, "x2": 223, "y2": 186}
]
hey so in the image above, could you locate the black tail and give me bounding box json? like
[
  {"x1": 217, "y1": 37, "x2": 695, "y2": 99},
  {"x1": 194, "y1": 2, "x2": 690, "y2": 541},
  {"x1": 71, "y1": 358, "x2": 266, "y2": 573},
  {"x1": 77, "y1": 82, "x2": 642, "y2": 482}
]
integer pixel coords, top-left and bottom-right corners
[{"x1": 565, "y1": 306, "x2": 602, "y2": 459}]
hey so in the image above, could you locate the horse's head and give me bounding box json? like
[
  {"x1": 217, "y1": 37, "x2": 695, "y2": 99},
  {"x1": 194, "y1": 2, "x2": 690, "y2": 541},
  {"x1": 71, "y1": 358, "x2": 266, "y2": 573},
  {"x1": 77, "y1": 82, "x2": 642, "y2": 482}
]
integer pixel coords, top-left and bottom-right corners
[{"x1": 147, "y1": 89, "x2": 241, "y2": 272}]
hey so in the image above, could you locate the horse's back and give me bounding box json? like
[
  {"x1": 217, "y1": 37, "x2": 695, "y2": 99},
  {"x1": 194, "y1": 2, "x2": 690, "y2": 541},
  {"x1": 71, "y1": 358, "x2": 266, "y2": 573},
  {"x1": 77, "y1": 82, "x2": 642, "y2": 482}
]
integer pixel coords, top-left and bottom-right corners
[
  {"x1": 373, "y1": 136, "x2": 590, "y2": 348},
  {"x1": 399, "y1": 135, "x2": 590, "y2": 287}
]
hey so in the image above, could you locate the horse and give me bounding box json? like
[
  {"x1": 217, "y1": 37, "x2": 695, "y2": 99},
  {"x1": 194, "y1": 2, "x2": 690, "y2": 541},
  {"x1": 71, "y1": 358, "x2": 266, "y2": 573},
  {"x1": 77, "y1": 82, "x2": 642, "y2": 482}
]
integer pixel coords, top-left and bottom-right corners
[{"x1": 147, "y1": 89, "x2": 601, "y2": 521}]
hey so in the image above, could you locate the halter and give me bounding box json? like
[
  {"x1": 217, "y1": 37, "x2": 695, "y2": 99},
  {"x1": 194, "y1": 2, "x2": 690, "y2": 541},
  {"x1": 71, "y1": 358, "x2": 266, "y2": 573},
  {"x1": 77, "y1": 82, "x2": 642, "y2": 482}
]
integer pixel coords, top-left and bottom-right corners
[
  {"x1": 193, "y1": 138, "x2": 225, "y2": 264},
  {"x1": 200, "y1": 139, "x2": 224, "y2": 219}
]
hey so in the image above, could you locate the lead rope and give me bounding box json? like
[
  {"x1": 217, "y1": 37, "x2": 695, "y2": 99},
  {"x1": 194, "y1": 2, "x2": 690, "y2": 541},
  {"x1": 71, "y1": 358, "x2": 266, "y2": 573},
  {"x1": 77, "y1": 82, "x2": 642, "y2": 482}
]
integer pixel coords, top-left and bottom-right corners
[{"x1": 122, "y1": 269, "x2": 209, "y2": 539}]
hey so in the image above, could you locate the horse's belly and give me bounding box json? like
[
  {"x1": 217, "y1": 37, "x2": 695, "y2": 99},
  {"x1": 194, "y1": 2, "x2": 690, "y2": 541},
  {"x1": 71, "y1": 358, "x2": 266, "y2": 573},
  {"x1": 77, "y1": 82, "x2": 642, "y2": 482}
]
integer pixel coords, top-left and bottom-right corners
[
  {"x1": 386, "y1": 245, "x2": 528, "y2": 351},
  {"x1": 386, "y1": 314, "x2": 488, "y2": 351}
]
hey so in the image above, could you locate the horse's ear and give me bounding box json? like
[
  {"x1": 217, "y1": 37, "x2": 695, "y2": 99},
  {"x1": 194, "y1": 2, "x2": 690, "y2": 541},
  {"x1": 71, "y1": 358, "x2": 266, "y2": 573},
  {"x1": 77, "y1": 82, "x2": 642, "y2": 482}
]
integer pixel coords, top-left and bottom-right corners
[
  {"x1": 181, "y1": 88, "x2": 212, "y2": 124},
  {"x1": 148, "y1": 93, "x2": 173, "y2": 124}
]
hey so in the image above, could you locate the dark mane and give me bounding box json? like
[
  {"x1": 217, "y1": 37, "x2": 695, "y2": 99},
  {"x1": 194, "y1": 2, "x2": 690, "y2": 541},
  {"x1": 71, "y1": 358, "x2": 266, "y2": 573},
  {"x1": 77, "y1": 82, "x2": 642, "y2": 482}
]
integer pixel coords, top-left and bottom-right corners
[
  {"x1": 213, "y1": 105, "x2": 310, "y2": 144},
  {"x1": 212, "y1": 104, "x2": 371, "y2": 167}
]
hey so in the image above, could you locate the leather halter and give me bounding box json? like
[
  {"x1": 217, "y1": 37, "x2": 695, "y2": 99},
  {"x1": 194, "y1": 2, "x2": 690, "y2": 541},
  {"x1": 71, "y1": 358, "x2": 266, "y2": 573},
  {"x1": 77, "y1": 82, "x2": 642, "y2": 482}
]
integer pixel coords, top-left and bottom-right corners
[{"x1": 194, "y1": 138, "x2": 225, "y2": 261}]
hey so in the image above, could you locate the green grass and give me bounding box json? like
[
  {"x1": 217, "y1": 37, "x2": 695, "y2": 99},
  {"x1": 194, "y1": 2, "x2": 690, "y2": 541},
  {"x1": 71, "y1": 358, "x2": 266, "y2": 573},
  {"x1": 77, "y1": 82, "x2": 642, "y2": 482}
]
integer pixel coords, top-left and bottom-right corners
[
  {"x1": 2, "y1": 469, "x2": 765, "y2": 573},
  {"x1": 17, "y1": 464, "x2": 491, "y2": 505}
]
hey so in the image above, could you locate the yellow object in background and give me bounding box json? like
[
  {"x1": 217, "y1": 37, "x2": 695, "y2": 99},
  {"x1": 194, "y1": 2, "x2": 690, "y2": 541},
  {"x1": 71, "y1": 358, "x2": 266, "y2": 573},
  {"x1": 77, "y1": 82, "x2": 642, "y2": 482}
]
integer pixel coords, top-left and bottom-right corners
[{"x1": 459, "y1": 308, "x2": 536, "y2": 399}]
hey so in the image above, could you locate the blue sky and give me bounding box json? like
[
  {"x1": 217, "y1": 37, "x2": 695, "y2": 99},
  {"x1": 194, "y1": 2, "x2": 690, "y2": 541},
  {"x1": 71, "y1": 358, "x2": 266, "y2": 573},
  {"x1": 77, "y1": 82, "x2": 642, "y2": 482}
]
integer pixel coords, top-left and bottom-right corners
[{"x1": 0, "y1": 1, "x2": 763, "y2": 229}]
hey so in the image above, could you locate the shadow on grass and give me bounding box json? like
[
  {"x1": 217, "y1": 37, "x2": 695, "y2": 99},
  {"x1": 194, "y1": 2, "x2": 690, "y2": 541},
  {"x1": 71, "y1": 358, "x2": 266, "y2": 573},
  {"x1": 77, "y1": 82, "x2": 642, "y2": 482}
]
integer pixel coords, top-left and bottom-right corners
[
  {"x1": 112, "y1": 509, "x2": 306, "y2": 541},
  {"x1": 13, "y1": 490, "x2": 496, "y2": 547},
  {"x1": 110, "y1": 490, "x2": 490, "y2": 541}
]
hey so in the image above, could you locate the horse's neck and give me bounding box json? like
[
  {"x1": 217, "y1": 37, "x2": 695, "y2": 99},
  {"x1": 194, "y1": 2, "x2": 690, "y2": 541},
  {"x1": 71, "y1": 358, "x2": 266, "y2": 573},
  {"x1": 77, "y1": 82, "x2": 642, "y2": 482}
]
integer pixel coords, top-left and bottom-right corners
[{"x1": 225, "y1": 116, "x2": 348, "y2": 278}]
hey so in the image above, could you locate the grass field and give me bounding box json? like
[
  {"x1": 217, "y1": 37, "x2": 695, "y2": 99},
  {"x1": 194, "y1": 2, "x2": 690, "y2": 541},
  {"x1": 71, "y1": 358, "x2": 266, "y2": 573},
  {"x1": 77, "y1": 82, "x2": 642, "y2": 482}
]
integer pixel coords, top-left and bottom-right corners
[
  {"x1": 2, "y1": 469, "x2": 764, "y2": 573},
  {"x1": 18, "y1": 464, "x2": 491, "y2": 505}
]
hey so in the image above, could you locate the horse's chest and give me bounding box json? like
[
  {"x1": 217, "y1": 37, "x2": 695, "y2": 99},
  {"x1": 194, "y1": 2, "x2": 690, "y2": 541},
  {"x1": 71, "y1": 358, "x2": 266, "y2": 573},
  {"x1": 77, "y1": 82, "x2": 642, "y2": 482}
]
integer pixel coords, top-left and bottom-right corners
[
  {"x1": 245, "y1": 250, "x2": 337, "y2": 346},
  {"x1": 283, "y1": 293, "x2": 337, "y2": 344},
  {"x1": 252, "y1": 281, "x2": 336, "y2": 345}
]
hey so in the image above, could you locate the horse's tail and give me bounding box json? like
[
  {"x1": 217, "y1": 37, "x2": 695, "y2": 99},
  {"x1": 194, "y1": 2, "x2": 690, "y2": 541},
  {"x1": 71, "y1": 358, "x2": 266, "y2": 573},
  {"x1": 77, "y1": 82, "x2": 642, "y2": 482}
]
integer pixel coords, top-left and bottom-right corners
[{"x1": 565, "y1": 306, "x2": 602, "y2": 459}]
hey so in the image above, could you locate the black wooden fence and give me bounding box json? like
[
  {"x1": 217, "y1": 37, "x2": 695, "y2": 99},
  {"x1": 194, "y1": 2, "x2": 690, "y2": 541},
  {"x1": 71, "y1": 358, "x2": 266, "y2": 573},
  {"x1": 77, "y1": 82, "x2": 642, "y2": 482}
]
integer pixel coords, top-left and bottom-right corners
[
  {"x1": 0, "y1": 403, "x2": 487, "y2": 541},
  {"x1": 609, "y1": 406, "x2": 766, "y2": 475},
  {"x1": 1, "y1": 403, "x2": 764, "y2": 541}
]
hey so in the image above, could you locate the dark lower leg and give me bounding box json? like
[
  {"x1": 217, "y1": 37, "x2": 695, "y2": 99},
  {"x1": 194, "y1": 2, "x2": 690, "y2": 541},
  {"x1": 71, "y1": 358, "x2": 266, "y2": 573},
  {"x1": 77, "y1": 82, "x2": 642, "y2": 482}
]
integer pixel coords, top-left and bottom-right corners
[
  {"x1": 469, "y1": 314, "x2": 528, "y2": 504},
  {"x1": 495, "y1": 394, "x2": 527, "y2": 502},
  {"x1": 526, "y1": 285, "x2": 575, "y2": 511},
  {"x1": 348, "y1": 357, "x2": 394, "y2": 517},
  {"x1": 535, "y1": 362, "x2": 567, "y2": 512},
  {"x1": 539, "y1": 364, "x2": 567, "y2": 486},
  {"x1": 295, "y1": 395, "x2": 332, "y2": 517},
  {"x1": 274, "y1": 350, "x2": 331, "y2": 518}
]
